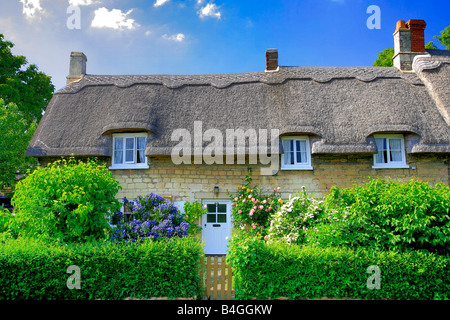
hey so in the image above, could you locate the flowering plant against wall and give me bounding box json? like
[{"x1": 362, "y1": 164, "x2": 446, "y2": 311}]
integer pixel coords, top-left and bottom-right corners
[
  {"x1": 229, "y1": 171, "x2": 282, "y2": 236},
  {"x1": 183, "y1": 201, "x2": 206, "y2": 235},
  {"x1": 110, "y1": 193, "x2": 189, "y2": 243},
  {"x1": 265, "y1": 187, "x2": 329, "y2": 245}
]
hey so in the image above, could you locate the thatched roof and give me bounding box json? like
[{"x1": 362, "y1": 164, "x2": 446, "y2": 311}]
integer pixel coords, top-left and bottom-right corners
[{"x1": 27, "y1": 50, "x2": 450, "y2": 158}]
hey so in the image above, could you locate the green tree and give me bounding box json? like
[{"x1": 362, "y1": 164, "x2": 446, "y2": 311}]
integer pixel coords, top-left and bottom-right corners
[
  {"x1": 434, "y1": 25, "x2": 450, "y2": 50},
  {"x1": 0, "y1": 34, "x2": 54, "y2": 193},
  {"x1": 0, "y1": 34, "x2": 54, "y2": 124},
  {"x1": 373, "y1": 47, "x2": 394, "y2": 67},
  {"x1": 372, "y1": 25, "x2": 449, "y2": 67},
  {"x1": 0, "y1": 99, "x2": 37, "y2": 194}
]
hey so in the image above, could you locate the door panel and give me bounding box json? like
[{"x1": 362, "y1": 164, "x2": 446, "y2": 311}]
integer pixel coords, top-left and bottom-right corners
[{"x1": 202, "y1": 201, "x2": 231, "y2": 255}]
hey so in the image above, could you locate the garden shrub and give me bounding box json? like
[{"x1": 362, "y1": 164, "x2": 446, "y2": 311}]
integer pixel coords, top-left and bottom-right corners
[
  {"x1": 0, "y1": 207, "x2": 14, "y2": 242},
  {"x1": 313, "y1": 178, "x2": 450, "y2": 254},
  {"x1": 227, "y1": 232, "x2": 450, "y2": 300},
  {"x1": 0, "y1": 237, "x2": 203, "y2": 299},
  {"x1": 11, "y1": 158, "x2": 122, "y2": 243},
  {"x1": 266, "y1": 187, "x2": 332, "y2": 245},
  {"x1": 109, "y1": 193, "x2": 189, "y2": 243},
  {"x1": 183, "y1": 201, "x2": 206, "y2": 235},
  {"x1": 229, "y1": 171, "x2": 282, "y2": 236}
]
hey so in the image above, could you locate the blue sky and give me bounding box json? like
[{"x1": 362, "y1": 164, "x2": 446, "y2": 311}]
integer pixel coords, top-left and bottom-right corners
[{"x1": 1, "y1": 0, "x2": 449, "y2": 91}]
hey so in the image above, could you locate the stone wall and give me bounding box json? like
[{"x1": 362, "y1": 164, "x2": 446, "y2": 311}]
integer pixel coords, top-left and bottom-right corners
[{"x1": 111, "y1": 153, "x2": 449, "y2": 201}]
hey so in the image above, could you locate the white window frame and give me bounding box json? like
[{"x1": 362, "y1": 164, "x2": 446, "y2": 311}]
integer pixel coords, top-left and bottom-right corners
[
  {"x1": 372, "y1": 134, "x2": 409, "y2": 169},
  {"x1": 280, "y1": 136, "x2": 313, "y2": 170},
  {"x1": 110, "y1": 133, "x2": 149, "y2": 169}
]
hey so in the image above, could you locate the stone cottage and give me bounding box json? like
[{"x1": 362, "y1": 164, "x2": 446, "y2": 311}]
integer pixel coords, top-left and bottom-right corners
[{"x1": 27, "y1": 19, "x2": 450, "y2": 254}]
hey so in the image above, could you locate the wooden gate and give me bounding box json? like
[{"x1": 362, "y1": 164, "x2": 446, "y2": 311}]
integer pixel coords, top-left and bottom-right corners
[{"x1": 200, "y1": 255, "x2": 234, "y2": 300}]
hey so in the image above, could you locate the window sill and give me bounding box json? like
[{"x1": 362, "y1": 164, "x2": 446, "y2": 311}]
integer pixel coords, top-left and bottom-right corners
[
  {"x1": 280, "y1": 165, "x2": 313, "y2": 171},
  {"x1": 109, "y1": 164, "x2": 149, "y2": 170},
  {"x1": 372, "y1": 164, "x2": 409, "y2": 169}
]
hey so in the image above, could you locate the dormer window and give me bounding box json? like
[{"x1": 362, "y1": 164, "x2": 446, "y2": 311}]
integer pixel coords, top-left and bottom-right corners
[
  {"x1": 110, "y1": 133, "x2": 149, "y2": 169},
  {"x1": 280, "y1": 136, "x2": 313, "y2": 170},
  {"x1": 372, "y1": 134, "x2": 409, "y2": 169}
]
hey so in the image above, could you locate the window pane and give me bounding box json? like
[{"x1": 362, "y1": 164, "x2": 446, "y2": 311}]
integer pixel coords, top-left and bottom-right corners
[
  {"x1": 282, "y1": 140, "x2": 291, "y2": 165},
  {"x1": 217, "y1": 214, "x2": 227, "y2": 223},
  {"x1": 389, "y1": 139, "x2": 401, "y2": 151},
  {"x1": 136, "y1": 150, "x2": 145, "y2": 164},
  {"x1": 207, "y1": 204, "x2": 216, "y2": 213},
  {"x1": 126, "y1": 137, "x2": 134, "y2": 150},
  {"x1": 136, "y1": 137, "x2": 146, "y2": 164},
  {"x1": 125, "y1": 150, "x2": 134, "y2": 163},
  {"x1": 217, "y1": 204, "x2": 227, "y2": 213},
  {"x1": 296, "y1": 140, "x2": 307, "y2": 164},
  {"x1": 207, "y1": 214, "x2": 216, "y2": 223},
  {"x1": 114, "y1": 138, "x2": 123, "y2": 164},
  {"x1": 115, "y1": 137, "x2": 123, "y2": 150},
  {"x1": 125, "y1": 137, "x2": 135, "y2": 162},
  {"x1": 375, "y1": 138, "x2": 387, "y2": 164},
  {"x1": 137, "y1": 137, "x2": 145, "y2": 149},
  {"x1": 114, "y1": 151, "x2": 123, "y2": 164},
  {"x1": 290, "y1": 140, "x2": 294, "y2": 164},
  {"x1": 390, "y1": 150, "x2": 402, "y2": 162}
]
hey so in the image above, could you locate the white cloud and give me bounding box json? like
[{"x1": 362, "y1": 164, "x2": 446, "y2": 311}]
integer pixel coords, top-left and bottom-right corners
[
  {"x1": 68, "y1": 0, "x2": 101, "y2": 6},
  {"x1": 91, "y1": 7, "x2": 139, "y2": 30},
  {"x1": 154, "y1": 0, "x2": 170, "y2": 7},
  {"x1": 20, "y1": 0, "x2": 45, "y2": 19},
  {"x1": 198, "y1": 3, "x2": 221, "y2": 20},
  {"x1": 162, "y1": 33, "x2": 185, "y2": 42}
]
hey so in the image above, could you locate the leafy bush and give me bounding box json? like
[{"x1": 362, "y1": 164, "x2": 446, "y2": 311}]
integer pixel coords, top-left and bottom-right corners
[
  {"x1": 266, "y1": 188, "x2": 331, "y2": 245},
  {"x1": 0, "y1": 237, "x2": 203, "y2": 300},
  {"x1": 314, "y1": 178, "x2": 450, "y2": 254},
  {"x1": 227, "y1": 233, "x2": 450, "y2": 300},
  {"x1": 183, "y1": 201, "x2": 206, "y2": 235},
  {"x1": 11, "y1": 158, "x2": 122, "y2": 243},
  {"x1": 0, "y1": 207, "x2": 14, "y2": 241},
  {"x1": 229, "y1": 171, "x2": 281, "y2": 235},
  {"x1": 109, "y1": 193, "x2": 189, "y2": 243}
]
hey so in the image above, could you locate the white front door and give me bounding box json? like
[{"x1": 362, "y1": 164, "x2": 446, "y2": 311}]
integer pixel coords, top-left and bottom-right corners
[{"x1": 202, "y1": 200, "x2": 231, "y2": 255}]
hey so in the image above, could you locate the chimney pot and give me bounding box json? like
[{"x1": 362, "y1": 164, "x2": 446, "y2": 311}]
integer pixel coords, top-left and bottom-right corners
[
  {"x1": 265, "y1": 49, "x2": 278, "y2": 72},
  {"x1": 406, "y1": 19, "x2": 427, "y2": 52},
  {"x1": 395, "y1": 20, "x2": 406, "y2": 31},
  {"x1": 66, "y1": 52, "x2": 87, "y2": 85}
]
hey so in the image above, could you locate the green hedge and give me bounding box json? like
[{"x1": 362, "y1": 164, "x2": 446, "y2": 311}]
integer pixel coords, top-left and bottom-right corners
[
  {"x1": 0, "y1": 237, "x2": 203, "y2": 300},
  {"x1": 227, "y1": 234, "x2": 450, "y2": 300}
]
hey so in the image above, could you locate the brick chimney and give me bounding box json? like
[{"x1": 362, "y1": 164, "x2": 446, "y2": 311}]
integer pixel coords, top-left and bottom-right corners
[
  {"x1": 393, "y1": 19, "x2": 427, "y2": 72},
  {"x1": 265, "y1": 49, "x2": 279, "y2": 72},
  {"x1": 66, "y1": 52, "x2": 87, "y2": 84}
]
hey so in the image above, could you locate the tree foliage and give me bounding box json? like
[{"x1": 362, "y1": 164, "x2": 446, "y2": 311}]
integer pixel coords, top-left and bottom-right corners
[
  {"x1": 434, "y1": 25, "x2": 450, "y2": 50},
  {"x1": 0, "y1": 34, "x2": 54, "y2": 192},
  {"x1": 0, "y1": 34, "x2": 54, "y2": 124},
  {"x1": 0, "y1": 99, "x2": 37, "y2": 193},
  {"x1": 373, "y1": 47, "x2": 394, "y2": 67}
]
